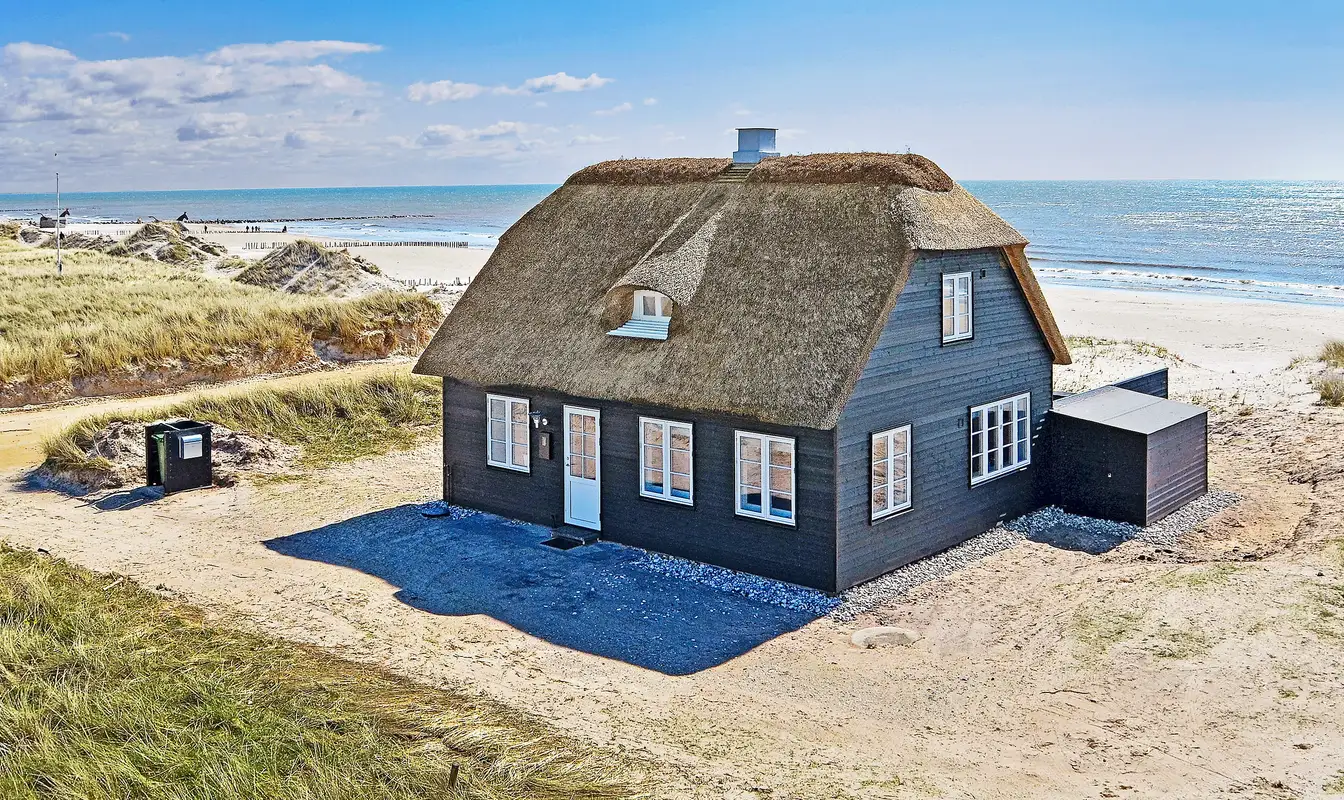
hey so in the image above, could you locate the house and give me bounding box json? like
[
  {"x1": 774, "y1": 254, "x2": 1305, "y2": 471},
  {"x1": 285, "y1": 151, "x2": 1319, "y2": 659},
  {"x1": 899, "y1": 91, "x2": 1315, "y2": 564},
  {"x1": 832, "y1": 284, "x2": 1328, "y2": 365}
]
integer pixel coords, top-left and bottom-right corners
[{"x1": 413, "y1": 131, "x2": 1076, "y2": 593}]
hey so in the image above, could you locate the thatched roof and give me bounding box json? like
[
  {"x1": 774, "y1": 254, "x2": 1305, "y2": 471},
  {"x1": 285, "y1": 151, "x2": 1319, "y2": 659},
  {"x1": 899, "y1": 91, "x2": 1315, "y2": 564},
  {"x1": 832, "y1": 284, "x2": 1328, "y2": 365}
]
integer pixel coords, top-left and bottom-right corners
[{"x1": 414, "y1": 154, "x2": 1070, "y2": 429}]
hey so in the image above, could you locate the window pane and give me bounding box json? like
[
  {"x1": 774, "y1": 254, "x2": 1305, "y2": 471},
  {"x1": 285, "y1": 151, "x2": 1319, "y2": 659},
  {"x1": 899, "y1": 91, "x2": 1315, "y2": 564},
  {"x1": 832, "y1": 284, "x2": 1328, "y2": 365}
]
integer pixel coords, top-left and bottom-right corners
[
  {"x1": 670, "y1": 473, "x2": 690, "y2": 498},
  {"x1": 872, "y1": 434, "x2": 887, "y2": 462},
  {"x1": 872, "y1": 485, "x2": 888, "y2": 514},
  {"x1": 971, "y1": 410, "x2": 982, "y2": 434},
  {"x1": 489, "y1": 419, "x2": 505, "y2": 443},
  {"x1": 769, "y1": 465, "x2": 791, "y2": 495},
  {"x1": 582, "y1": 415, "x2": 595, "y2": 434},
  {"x1": 569, "y1": 430, "x2": 582, "y2": 456},
  {"x1": 512, "y1": 443, "x2": 528, "y2": 467},
  {"x1": 643, "y1": 422, "x2": 662, "y2": 446},
  {"x1": 739, "y1": 435, "x2": 761, "y2": 463},
  {"x1": 956, "y1": 297, "x2": 970, "y2": 316},
  {"x1": 644, "y1": 468, "x2": 663, "y2": 494},
  {"x1": 769, "y1": 492, "x2": 793, "y2": 519},
  {"x1": 741, "y1": 462, "x2": 761, "y2": 488},
  {"x1": 893, "y1": 457, "x2": 907, "y2": 482},
  {"x1": 490, "y1": 440, "x2": 506, "y2": 463},
  {"x1": 872, "y1": 458, "x2": 888, "y2": 487},
  {"x1": 584, "y1": 457, "x2": 597, "y2": 480},
  {"x1": 988, "y1": 446, "x2": 998, "y2": 472},
  {"x1": 583, "y1": 433, "x2": 595, "y2": 458},
  {"x1": 768, "y1": 441, "x2": 793, "y2": 468},
  {"x1": 740, "y1": 489, "x2": 762, "y2": 513},
  {"x1": 670, "y1": 449, "x2": 690, "y2": 474},
  {"x1": 511, "y1": 422, "x2": 527, "y2": 448},
  {"x1": 642, "y1": 294, "x2": 657, "y2": 317},
  {"x1": 942, "y1": 278, "x2": 955, "y2": 299},
  {"x1": 893, "y1": 480, "x2": 908, "y2": 507},
  {"x1": 644, "y1": 445, "x2": 663, "y2": 470},
  {"x1": 511, "y1": 402, "x2": 527, "y2": 423},
  {"x1": 669, "y1": 426, "x2": 691, "y2": 450},
  {"x1": 489, "y1": 398, "x2": 505, "y2": 420},
  {"x1": 892, "y1": 429, "x2": 907, "y2": 455}
]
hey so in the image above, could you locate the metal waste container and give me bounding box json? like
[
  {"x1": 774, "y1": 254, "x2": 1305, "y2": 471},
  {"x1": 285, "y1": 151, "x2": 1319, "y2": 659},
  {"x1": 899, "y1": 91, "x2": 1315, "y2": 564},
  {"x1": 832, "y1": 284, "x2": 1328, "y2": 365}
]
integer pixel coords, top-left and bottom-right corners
[{"x1": 145, "y1": 420, "x2": 212, "y2": 493}]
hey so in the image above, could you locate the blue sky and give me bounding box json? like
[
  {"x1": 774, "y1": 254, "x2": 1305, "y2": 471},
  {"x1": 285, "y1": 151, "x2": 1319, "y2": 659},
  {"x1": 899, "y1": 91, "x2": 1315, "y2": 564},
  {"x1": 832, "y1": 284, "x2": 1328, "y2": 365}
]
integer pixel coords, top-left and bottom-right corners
[{"x1": 3, "y1": 0, "x2": 1343, "y2": 191}]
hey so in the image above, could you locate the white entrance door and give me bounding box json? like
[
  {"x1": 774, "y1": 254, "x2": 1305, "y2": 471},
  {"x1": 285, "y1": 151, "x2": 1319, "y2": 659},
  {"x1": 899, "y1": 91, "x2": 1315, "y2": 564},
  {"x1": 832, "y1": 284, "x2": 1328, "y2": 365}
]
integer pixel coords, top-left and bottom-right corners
[{"x1": 563, "y1": 406, "x2": 601, "y2": 530}]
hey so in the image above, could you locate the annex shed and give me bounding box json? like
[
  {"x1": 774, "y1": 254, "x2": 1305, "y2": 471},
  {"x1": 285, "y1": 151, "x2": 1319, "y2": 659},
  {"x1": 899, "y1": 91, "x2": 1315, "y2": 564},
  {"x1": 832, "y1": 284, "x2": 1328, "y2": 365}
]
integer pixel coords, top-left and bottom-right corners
[{"x1": 1045, "y1": 386, "x2": 1207, "y2": 526}]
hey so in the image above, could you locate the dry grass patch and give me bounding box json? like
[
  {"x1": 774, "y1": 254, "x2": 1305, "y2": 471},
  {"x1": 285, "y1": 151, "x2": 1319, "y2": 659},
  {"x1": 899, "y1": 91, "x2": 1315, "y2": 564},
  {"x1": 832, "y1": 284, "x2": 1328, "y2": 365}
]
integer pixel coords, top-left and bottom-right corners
[
  {"x1": 1322, "y1": 340, "x2": 1344, "y2": 369},
  {"x1": 0, "y1": 546, "x2": 641, "y2": 800},
  {"x1": 0, "y1": 240, "x2": 441, "y2": 394},
  {"x1": 41, "y1": 371, "x2": 441, "y2": 488},
  {"x1": 1315, "y1": 373, "x2": 1344, "y2": 407}
]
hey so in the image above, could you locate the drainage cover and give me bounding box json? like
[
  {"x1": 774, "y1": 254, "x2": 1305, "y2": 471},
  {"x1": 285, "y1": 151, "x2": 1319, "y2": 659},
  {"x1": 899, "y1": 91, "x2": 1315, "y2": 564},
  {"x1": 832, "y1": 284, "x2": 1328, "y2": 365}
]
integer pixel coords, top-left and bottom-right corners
[{"x1": 541, "y1": 537, "x2": 583, "y2": 550}]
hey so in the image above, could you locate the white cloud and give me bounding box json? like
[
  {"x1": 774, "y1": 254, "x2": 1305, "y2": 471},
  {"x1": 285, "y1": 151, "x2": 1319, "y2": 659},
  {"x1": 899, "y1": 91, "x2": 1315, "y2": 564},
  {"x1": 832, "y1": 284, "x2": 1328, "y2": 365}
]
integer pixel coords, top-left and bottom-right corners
[
  {"x1": 0, "y1": 40, "x2": 378, "y2": 124},
  {"x1": 502, "y1": 71, "x2": 612, "y2": 95},
  {"x1": 206, "y1": 40, "x2": 382, "y2": 65},
  {"x1": 100, "y1": 32, "x2": 132, "y2": 42},
  {"x1": 406, "y1": 70, "x2": 614, "y2": 104},
  {"x1": 643, "y1": 97, "x2": 657, "y2": 106},
  {"x1": 176, "y1": 112, "x2": 249, "y2": 142},
  {"x1": 406, "y1": 79, "x2": 486, "y2": 103},
  {"x1": 593, "y1": 101, "x2": 632, "y2": 116},
  {"x1": 570, "y1": 134, "x2": 617, "y2": 145}
]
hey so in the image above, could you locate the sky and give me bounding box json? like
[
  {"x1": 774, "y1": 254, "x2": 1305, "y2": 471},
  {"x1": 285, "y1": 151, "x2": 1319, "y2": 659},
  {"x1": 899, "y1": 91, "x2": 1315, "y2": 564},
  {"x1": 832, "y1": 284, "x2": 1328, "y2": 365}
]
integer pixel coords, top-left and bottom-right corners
[{"x1": 2, "y1": 0, "x2": 1343, "y2": 191}]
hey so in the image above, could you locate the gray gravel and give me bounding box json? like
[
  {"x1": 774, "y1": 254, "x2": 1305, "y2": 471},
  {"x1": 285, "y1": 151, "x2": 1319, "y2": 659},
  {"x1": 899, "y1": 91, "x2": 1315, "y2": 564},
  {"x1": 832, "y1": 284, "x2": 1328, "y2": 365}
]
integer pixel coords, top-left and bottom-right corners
[
  {"x1": 633, "y1": 552, "x2": 840, "y2": 615},
  {"x1": 832, "y1": 525, "x2": 1025, "y2": 621},
  {"x1": 832, "y1": 491, "x2": 1242, "y2": 620}
]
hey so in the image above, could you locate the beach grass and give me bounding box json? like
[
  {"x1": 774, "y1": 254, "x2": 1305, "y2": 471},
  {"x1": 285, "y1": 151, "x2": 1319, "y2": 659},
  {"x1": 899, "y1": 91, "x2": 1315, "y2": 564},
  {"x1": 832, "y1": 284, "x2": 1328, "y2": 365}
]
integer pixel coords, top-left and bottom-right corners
[
  {"x1": 42, "y1": 370, "x2": 442, "y2": 485},
  {"x1": 0, "y1": 545, "x2": 641, "y2": 800},
  {"x1": 1322, "y1": 340, "x2": 1344, "y2": 369},
  {"x1": 1314, "y1": 374, "x2": 1344, "y2": 407},
  {"x1": 0, "y1": 240, "x2": 441, "y2": 393}
]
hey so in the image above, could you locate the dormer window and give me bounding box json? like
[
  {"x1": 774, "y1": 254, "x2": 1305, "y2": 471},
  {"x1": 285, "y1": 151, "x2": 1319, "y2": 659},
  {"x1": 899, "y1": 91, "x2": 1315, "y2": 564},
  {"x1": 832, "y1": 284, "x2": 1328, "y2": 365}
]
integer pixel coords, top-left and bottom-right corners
[
  {"x1": 608, "y1": 289, "x2": 672, "y2": 340},
  {"x1": 941, "y1": 272, "x2": 972, "y2": 343},
  {"x1": 633, "y1": 290, "x2": 671, "y2": 320}
]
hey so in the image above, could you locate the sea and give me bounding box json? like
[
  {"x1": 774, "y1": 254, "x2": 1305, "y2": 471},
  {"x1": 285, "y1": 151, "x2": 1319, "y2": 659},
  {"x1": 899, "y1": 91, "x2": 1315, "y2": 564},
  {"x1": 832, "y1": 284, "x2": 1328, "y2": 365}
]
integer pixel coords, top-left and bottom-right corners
[{"x1": 2, "y1": 180, "x2": 1342, "y2": 306}]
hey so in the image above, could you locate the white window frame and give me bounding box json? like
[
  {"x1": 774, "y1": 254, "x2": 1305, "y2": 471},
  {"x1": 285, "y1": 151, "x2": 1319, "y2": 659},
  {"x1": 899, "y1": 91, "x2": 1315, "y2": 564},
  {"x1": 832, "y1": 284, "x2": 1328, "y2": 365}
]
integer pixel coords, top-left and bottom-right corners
[
  {"x1": 734, "y1": 431, "x2": 796, "y2": 526},
  {"x1": 632, "y1": 289, "x2": 671, "y2": 320},
  {"x1": 638, "y1": 417, "x2": 693, "y2": 505},
  {"x1": 870, "y1": 425, "x2": 913, "y2": 521},
  {"x1": 942, "y1": 272, "x2": 973, "y2": 343},
  {"x1": 969, "y1": 392, "x2": 1031, "y2": 486},
  {"x1": 485, "y1": 394, "x2": 530, "y2": 472}
]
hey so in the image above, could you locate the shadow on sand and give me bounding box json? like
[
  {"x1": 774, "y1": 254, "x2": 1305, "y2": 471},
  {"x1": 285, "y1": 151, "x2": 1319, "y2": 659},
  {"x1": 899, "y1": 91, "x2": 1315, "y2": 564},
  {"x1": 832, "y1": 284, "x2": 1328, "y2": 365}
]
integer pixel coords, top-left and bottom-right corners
[{"x1": 264, "y1": 505, "x2": 821, "y2": 675}]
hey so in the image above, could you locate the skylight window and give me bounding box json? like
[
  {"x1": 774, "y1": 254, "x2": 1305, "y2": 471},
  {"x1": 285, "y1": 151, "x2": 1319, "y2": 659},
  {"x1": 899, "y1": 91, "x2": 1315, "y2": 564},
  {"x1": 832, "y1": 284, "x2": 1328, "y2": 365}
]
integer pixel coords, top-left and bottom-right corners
[{"x1": 633, "y1": 290, "x2": 671, "y2": 320}]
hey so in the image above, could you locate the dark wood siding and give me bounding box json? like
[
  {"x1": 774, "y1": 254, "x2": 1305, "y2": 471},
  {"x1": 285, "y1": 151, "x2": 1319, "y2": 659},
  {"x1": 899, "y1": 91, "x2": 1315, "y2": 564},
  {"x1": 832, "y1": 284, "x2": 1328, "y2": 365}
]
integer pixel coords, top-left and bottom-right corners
[
  {"x1": 1044, "y1": 414, "x2": 1149, "y2": 525},
  {"x1": 1113, "y1": 368, "x2": 1169, "y2": 399},
  {"x1": 1145, "y1": 413, "x2": 1208, "y2": 524},
  {"x1": 442, "y1": 378, "x2": 838, "y2": 591},
  {"x1": 833, "y1": 249, "x2": 1055, "y2": 590}
]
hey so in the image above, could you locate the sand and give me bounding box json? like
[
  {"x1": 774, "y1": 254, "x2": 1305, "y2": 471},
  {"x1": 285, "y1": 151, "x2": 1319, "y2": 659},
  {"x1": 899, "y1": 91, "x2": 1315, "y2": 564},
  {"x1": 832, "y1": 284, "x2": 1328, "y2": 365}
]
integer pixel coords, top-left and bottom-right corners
[
  {"x1": 2, "y1": 285, "x2": 1343, "y2": 797},
  {"x1": 189, "y1": 225, "x2": 492, "y2": 285}
]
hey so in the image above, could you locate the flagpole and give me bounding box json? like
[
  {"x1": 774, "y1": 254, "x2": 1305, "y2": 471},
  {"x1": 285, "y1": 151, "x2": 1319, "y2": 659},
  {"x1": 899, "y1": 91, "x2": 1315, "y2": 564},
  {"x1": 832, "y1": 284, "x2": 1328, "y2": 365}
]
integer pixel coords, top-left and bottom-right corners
[{"x1": 54, "y1": 153, "x2": 62, "y2": 275}]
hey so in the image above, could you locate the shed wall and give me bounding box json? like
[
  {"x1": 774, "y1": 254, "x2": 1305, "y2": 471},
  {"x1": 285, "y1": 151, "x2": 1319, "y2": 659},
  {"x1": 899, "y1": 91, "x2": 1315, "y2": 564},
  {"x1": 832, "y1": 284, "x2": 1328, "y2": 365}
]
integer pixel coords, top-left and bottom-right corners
[
  {"x1": 1144, "y1": 413, "x2": 1208, "y2": 524},
  {"x1": 443, "y1": 378, "x2": 839, "y2": 591},
  {"x1": 833, "y1": 248, "x2": 1055, "y2": 590},
  {"x1": 1044, "y1": 414, "x2": 1150, "y2": 525}
]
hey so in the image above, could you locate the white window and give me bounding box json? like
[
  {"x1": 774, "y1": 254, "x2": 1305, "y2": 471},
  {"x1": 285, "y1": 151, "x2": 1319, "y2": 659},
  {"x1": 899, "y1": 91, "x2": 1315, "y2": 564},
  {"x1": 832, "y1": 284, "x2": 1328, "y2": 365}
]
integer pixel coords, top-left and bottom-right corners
[
  {"x1": 735, "y1": 431, "x2": 796, "y2": 525},
  {"x1": 633, "y1": 289, "x2": 671, "y2": 320},
  {"x1": 639, "y1": 418, "x2": 693, "y2": 504},
  {"x1": 871, "y1": 425, "x2": 912, "y2": 520},
  {"x1": 969, "y1": 393, "x2": 1031, "y2": 485},
  {"x1": 486, "y1": 394, "x2": 530, "y2": 472},
  {"x1": 942, "y1": 272, "x2": 973, "y2": 342}
]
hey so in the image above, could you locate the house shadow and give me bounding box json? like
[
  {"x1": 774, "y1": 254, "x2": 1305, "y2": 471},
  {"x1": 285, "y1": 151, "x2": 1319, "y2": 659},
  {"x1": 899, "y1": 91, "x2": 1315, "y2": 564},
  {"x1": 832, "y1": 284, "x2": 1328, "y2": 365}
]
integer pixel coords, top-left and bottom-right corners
[
  {"x1": 263, "y1": 505, "x2": 821, "y2": 675},
  {"x1": 1020, "y1": 518, "x2": 1134, "y2": 555}
]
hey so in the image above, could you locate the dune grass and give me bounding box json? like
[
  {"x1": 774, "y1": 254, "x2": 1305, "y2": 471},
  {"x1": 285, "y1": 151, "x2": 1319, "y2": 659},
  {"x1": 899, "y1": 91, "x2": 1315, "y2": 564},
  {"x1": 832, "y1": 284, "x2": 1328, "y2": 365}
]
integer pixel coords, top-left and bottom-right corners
[
  {"x1": 0, "y1": 240, "x2": 441, "y2": 390},
  {"x1": 42, "y1": 371, "x2": 442, "y2": 485},
  {"x1": 0, "y1": 546, "x2": 641, "y2": 800},
  {"x1": 1322, "y1": 339, "x2": 1344, "y2": 369},
  {"x1": 1315, "y1": 374, "x2": 1344, "y2": 407}
]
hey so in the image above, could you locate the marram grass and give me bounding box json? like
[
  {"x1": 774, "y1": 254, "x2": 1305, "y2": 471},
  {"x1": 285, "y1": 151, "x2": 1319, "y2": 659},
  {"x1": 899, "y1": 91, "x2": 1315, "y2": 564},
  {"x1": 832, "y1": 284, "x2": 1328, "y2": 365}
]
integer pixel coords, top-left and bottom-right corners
[
  {"x1": 42, "y1": 370, "x2": 443, "y2": 484},
  {"x1": 0, "y1": 240, "x2": 441, "y2": 387},
  {"x1": 0, "y1": 546, "x2": 643, "y2": 800}
]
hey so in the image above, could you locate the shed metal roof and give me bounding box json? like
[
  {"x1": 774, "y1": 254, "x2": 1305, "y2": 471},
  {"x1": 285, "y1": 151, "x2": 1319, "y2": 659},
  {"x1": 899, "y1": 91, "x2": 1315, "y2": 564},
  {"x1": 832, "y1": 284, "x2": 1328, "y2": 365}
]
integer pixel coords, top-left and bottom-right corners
[{"x1": 1051, "y1": 386, "x2": 1204, "y2": 435}]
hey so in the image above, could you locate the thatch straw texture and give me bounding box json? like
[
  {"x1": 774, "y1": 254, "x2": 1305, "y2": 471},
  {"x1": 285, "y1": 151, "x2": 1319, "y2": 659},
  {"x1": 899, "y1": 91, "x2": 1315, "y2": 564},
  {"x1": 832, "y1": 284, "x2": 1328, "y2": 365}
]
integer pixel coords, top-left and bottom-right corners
[
  {"x1": 748, "y1": 152, "x2": 954, "y2": 189},
  {"x1": 415, "y1": 157, "x2": 1069, "y2": 428}
]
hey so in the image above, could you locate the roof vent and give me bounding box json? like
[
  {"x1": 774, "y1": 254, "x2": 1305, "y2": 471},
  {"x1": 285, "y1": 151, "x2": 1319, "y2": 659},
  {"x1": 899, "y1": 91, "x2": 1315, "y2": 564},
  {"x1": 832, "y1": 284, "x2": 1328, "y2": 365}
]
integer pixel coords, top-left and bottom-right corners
[{"x1": 733, "y1": 127, "x2": 779, "y2": 164}]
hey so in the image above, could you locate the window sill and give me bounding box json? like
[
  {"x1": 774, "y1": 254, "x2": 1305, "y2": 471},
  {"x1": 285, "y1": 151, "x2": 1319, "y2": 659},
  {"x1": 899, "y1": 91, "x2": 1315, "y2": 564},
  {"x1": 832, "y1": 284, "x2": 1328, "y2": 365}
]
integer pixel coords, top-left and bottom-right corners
[
  {"x1": 941, "y1": 334, "x2": 973, "y2": 346},
  {"x1": 485, "y1": 462, "x2": 531, "y2": 475},
  {"x1": 969, "y1": 463, "x2": 1030, "y2": 488},
  {"x1": 638, "y1": 492, "x2": 694, "y2": 508},
  {"x1": 734, "y1": 509, "x2": 796, "y2": 528},
  {"x1": 870, "y1": 504, "x2": 914, "y2": 525}
]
